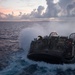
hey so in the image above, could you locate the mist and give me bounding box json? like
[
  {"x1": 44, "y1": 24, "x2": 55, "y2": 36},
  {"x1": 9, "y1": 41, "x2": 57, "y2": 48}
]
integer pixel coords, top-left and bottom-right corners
[
  {"x1": 19, "y1": 20, "x2": 75, "y2": 54},
  {"x1": 18, "y1": 20, "x2": 75, "y2": 70}
]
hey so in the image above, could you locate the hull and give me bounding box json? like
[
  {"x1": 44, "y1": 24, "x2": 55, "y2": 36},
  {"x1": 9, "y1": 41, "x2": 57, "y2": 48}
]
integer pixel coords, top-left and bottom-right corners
[
  {"x1": 27, "y1": 53, "x2": 63, "y2": 64},
  {"x1": 27, "y1": 51, "x2": 75, "y2": 64},
  {"x1": 27, "y1": 32, "x2": 75, "y2": 64}
]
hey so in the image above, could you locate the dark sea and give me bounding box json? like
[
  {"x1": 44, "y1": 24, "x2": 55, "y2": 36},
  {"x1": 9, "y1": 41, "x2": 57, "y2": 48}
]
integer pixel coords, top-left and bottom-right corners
[{"x1": 0, "y1": 19, "x2": 75, "y2": 75}]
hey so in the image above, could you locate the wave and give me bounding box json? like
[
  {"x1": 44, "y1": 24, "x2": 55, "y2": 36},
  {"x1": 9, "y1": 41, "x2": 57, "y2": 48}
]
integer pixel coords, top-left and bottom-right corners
[{"x1": 1, "y1": 22, "x2": 75, "y2": 75}]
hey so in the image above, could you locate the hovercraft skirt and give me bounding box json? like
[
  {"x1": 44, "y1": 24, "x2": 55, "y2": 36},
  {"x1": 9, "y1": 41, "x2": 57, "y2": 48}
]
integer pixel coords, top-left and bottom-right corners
[{"x1": 27, "y1": 53, "x2": 63, "y2": 64}]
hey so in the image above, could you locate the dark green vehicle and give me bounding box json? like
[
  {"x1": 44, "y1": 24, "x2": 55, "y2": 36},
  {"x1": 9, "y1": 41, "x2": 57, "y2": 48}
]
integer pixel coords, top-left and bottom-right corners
[{"x1": 27, "y1": 32, "x2": 75, "y2": 64}]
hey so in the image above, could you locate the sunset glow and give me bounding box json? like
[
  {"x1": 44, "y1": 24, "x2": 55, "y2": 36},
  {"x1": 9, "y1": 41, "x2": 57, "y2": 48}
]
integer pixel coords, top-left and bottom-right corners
[
  {"x1": 0, "y1": 0, "x2": 75, "y2": 21},
  {"x1": 0, "y1": 0, "x2": 47, "y2": 15},
  {"x1": 0, "y1": 7, "x2": 32, "y2": 16}
]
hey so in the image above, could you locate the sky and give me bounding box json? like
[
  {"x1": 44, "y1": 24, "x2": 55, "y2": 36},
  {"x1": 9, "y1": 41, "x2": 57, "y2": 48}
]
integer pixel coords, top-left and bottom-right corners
[
  {"x1": 0, "y1": 0, "x2": 47, "y2": 15},
  {"x1": 0, "y1": 0, "x2": 75, "y2": 21}
]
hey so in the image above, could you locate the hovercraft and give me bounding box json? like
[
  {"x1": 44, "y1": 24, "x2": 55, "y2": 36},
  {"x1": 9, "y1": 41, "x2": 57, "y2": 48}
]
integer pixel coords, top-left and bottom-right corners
[{"x1": 27, "y1": 32, "x2": 75, "y2": 64}]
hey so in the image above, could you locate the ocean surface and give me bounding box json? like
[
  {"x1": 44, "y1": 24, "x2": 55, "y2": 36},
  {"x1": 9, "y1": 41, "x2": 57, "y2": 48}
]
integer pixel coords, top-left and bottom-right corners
[{"x1": 0, "y1": 20, "x2": 75, "y2": 75}]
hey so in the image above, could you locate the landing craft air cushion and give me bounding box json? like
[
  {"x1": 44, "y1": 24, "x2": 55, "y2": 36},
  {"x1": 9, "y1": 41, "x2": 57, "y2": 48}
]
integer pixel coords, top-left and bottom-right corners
[{"x1": 27, "y1": 32, "x2": 75, "y2": 64}]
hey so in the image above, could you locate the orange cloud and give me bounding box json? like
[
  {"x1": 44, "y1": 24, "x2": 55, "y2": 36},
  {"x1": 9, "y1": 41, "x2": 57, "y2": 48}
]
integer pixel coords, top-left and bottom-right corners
[
  {"x1": 0, "y1": 6, "x2": 32, "y2": 16},
  {"x1": 0, "y1": 6, "x2": 13, "y2": 14}
]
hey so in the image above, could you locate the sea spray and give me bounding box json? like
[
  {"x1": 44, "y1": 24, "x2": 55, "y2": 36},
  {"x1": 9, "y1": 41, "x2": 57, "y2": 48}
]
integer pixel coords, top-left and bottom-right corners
[
  {"x1": 0, "y1": 22, "x2": 75, "y2": 75},
  {"x1": 1, "y1": 21, "x2": 75, "y2": 75},
  {"x1": 19, "y1": 25, "x2": 47, "y2": 62},
  {"x1": 19, "y1": 25, "x2": 46, "y2": 54},
  {"x1": 19, "y1": 22, "x2": 75, "y2": 70},
  {"x1": 44, "y1": 22, "x2": 74, "y2": 36}
]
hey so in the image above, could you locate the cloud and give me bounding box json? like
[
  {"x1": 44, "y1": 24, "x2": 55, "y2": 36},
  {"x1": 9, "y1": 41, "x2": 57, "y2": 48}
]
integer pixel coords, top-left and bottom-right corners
[
  {"x1": 59, "y1": 0, "x2": 72, "y2": 9},
  {"x1": 0, "y1": 12, "x2": 6, "y2": 19},
  {"x1": 44, "y1": 0, "x2": 56, "y2": 17},
  {"x1": 0, "y1": 12, "x2": 21, "y2": 21},
  {"x1": 21, "y1": 13, "x2": 30, "y2": 19},
  {"x1": 19, "y1": 12, "x2": 22, "y2": 16},
  {"x1": 5, "y1": 14, "x2": 14, "y2": 20},
  {"x1": 20, "y1": 0, "x2": 75, "y2": 18},
  {"x1": 43, "y1": 0, "x2": 61, "y2": 17},
  {"x1": 30, "y1": 6, "x2": 44, "y2": 18},
  {"x1": 37, "y1": 6, "x2": 44, "y2": 15},
  {"x1": 20, "y1": 5, "x2": 45, "y2": 19},
  {"x1": 58, "y1": 0, "x2": 75, "y2": 16},
  {"x1": 66, "y1": 2, "x2": 75, "y2": 16},
  {"x1": 0, "y1": 0, "x2": 75, "y2": 21},
  {"x1": 0, "y1": 12, "x2": 9, "y2": 20}
]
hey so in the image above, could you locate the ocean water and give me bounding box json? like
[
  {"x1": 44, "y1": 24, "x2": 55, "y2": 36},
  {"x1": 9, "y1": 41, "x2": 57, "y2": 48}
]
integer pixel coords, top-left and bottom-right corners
[{"x1": 0, "y1": 20, "x2": 75, "y2": 75}]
